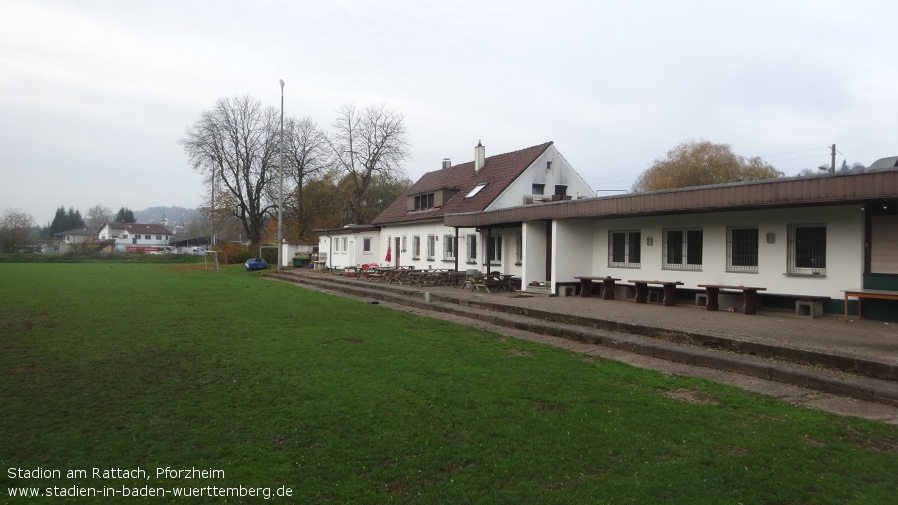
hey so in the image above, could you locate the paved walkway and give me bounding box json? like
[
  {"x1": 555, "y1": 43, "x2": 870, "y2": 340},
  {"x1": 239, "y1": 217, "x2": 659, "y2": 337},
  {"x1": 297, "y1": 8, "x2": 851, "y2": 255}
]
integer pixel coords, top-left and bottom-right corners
[{"x1": 268, "y1": 269, "x2": 898, "y2": 421}]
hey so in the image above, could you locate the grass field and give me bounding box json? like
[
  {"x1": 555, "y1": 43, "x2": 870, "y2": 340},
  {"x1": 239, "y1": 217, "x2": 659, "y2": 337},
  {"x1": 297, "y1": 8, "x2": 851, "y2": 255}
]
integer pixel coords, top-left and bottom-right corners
[{"x1": 2, "y1": 263, "x2": 897, "y2": 504}]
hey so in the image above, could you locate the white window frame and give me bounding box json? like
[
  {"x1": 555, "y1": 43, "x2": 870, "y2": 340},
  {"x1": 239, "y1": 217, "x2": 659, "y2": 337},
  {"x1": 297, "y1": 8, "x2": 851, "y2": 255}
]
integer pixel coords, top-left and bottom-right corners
[
  {"x1": 412, "y1": 235, "x2": 421, "y2": 260},
  {"x1": 662, "y1": 227, "x2": 703, "y2": 271},
  {"x1": 515, "y1": 231, "x2": 522, "y2": 265},
  {"x1": 466, "y1": 234, "x2": 477, "y2": 264},
  {"x1": 426, "y1": 235, "x2": 436, "y2": 261},
  {"x1": 726, "y1": 226, "x2": 758, "y2": 273},
  {"x1": 787, "y1": 223, "x2": 826, "y2": 275},
  {"x1": 608, "y1": 230, "x2": 641, "y2": 268},
  {"x1": 487, "y1": 235, "x2": 502, "y2": 267},
  {"x1": 362, "y1": 237, "x2": 372, "y2": 254},
  {"x1": 443, "y1": 234, "x2": 455, "y2": 261}
]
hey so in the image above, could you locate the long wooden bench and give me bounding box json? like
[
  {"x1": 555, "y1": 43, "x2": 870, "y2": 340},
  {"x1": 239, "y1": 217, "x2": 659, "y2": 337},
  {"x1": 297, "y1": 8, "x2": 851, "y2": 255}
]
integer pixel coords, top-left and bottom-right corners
[
  {"x1": 697, "y1": 284, "x2": 767, "y2": 315},
  {"x1": 628, "y1": 280, "x2": 684, "y2": 306},
  {"x1": 843, "y1": 289, "x2": 898, "y2": 320},
  {"x1": 574, "y1": 276, "x2": 621, "y2": 300}
]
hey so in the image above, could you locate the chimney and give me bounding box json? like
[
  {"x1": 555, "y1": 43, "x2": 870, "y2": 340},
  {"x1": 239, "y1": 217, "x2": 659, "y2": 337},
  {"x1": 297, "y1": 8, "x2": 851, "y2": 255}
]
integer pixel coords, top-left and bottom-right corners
[
  {"x1": 474, "y1": 140, "x2": 485, "y2": 172},
  {"x1": 442, "y1": 158, "x2": 451, "y2": 169}
]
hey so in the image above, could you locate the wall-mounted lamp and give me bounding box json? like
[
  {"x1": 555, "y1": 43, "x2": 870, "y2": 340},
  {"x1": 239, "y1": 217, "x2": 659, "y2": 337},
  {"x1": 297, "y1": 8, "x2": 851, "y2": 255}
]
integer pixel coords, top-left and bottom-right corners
[
  {"x1": 766, "y1": 233, "x2": 776, "y2": 244},
  {"x1": 646, "y1": 237, "x2": 653, "y2": 246}
]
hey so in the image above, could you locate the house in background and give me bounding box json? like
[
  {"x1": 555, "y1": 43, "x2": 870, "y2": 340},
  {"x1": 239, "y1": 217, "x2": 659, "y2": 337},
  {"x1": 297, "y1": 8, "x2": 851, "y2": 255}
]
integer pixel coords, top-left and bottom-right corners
[
  {"x1": 365, "y1": 141, "x2": 594, "y2": 276},
  {"x1": 97, "y1": 222, "x2": 173, "y2": 253},
  {"x1": 55, "y1": 228, "x2": 97, "y2": 254},
  {"x1": 446, "y1": 162, "x2": 898, "y2": 319},
  {"x1": 312, "y1": 224, "x2": 380, "y2": 271}
]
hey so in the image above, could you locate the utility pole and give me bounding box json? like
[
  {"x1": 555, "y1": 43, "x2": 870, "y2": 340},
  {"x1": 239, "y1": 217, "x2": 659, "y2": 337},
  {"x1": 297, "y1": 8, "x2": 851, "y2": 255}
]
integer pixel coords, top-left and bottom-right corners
[
  {"x1": 831, "y1": 144, "x2": 836, "y2": 173},
  {"x1": 278, "y1": 79, "x2": 285, "y2": 271}
]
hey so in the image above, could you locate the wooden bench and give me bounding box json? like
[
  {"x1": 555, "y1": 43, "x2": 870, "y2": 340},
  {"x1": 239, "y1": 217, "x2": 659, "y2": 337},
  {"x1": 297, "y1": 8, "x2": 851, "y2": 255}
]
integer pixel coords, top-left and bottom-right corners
[
  {"x1": 697, "y1": 284, "x2": 767, "y2": 315},
  {"x1": 843, "y1": 289, "x2": 898, "y2": 320},
  {"x1": 628, "y1": 280, "x2": 684, "y2": 306},
  {"x1": 574, "y1": 276, "x2": 621, "y2": 300}
]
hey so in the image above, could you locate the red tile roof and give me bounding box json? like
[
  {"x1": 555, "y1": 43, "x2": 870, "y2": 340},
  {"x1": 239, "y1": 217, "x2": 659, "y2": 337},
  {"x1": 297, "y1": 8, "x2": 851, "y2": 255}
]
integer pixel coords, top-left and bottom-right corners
[{"x1": 372, "y1": 142, "x2": 552, "y2": 225}]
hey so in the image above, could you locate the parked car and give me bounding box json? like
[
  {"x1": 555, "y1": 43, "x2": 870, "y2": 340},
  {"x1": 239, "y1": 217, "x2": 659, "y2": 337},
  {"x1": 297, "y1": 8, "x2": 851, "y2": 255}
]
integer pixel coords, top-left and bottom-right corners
[
  {"x1": 245, "y1": 257, "x2": 269, "y2": 271},
  {"x1": 149, "y1": 246, "x2": 179, "y2": 255},
  {"x1": 191, "y1": 247, "x2": 208, "y2": 255}
]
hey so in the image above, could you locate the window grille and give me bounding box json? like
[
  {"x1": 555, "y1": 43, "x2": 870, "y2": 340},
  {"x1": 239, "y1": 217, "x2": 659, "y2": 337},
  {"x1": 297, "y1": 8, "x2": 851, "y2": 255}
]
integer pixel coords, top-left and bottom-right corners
[
  {"x1": 412, "y1": 236, "x2": 421, "y2": 260},
  {"x1": 608, "y1": 230, "x2": 641, "y2": 268},
  {"x1": 488, "y1": 235, "x2": 502, "y2": 266},
  {"x1": 426, "y1": 235, "x2": 436, "y2": 261},
  {"x1": 727, "y1": 226, "x2": 758, "y2": 272},
  {"x1": 663, "y1": 228, "x2": 702, "y2": 271},
  {"x1": 788, "y1": 223, "x2": 826, "y2": 274},
  {"x1": 466, "y1": 234, "x2": 477, "y2": 263},
  {"x1": 443, "y1": 234, "x2": 455, "y2": 261}
]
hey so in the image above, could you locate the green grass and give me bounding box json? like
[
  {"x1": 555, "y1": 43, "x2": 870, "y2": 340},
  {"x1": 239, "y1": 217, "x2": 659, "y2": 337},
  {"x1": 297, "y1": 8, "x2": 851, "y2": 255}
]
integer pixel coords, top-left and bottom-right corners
[{"x1": 1, "y1": 264, "x2": 897, "y2": 504}]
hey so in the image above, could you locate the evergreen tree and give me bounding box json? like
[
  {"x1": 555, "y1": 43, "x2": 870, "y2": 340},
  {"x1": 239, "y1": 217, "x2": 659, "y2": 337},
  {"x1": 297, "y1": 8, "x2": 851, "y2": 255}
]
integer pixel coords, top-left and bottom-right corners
[{"x1": 115, "y1": 207, "x2": 136, "y2": 223}]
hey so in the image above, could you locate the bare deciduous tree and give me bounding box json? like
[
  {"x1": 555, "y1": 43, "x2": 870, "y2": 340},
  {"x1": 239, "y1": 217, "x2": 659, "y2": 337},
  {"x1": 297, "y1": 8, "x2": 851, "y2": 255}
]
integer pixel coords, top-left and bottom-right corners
[
  {"x1": 328, "y1": 103, "x2": 410, "y2": 224},
  {"x1": 181, "y1": 95, "x2": 279, "y2": 245},
  {"x1": 86, "y1": 205, "x2": 113, "y2": 229},
  {"x1": 281, "y1": 117, "x2": 329, "y2": 240},
  {"x1": 0, "y1": 209, "x2": 36, "y2": 253}
]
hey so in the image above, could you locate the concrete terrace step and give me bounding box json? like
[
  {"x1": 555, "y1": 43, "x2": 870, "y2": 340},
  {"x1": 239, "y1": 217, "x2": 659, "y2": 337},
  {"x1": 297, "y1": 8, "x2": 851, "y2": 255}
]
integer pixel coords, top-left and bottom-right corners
[{"x1": 265, "y1": 270, "x2": 898, "y2": 407}]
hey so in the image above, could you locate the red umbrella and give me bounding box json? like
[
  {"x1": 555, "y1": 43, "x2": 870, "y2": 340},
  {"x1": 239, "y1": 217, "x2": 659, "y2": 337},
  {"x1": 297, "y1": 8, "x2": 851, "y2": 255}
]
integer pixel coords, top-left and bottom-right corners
[{"x1": 385, "y1": 245, "x2": 392, "y2": 262}]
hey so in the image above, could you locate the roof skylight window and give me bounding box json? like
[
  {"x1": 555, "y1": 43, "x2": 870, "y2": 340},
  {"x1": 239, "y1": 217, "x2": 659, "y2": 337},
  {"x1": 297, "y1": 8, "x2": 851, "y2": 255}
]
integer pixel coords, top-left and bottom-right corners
[{"x1": 465, "y1": 183, "x2": 487, "y2": 198}]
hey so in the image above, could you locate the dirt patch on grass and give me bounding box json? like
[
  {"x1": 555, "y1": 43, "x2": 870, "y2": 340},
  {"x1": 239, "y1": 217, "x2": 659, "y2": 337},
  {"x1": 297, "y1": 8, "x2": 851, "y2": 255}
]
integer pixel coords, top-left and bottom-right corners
[
  {"x1": 12, "y1": 364, "x2": 42, "y2": 375},
  {"x1": 660, "y1": 388, "x2": 719, "y2": 405},
  {"x1": 2, "y1": 311, "x2": 51, "y2": 333},
  {"x1": 804, "y1": 435, "x2": 827, "y2": 447},
  {"x1": 843, "y1": 431, "x2": 898, "y2": 453},
  {"x1": 534, "y1": 401, "x2": 568, "y2": 413},
  {"x1": 506, "y1": 348, "x2": 534, "y2": 357}
]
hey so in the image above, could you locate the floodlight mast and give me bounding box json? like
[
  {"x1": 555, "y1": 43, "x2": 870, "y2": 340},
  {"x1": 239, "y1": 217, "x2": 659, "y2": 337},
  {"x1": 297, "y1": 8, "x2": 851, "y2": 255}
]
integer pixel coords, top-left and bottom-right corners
[{"x1": 277, "y1": 79, "x2": 285, "y2": 271}]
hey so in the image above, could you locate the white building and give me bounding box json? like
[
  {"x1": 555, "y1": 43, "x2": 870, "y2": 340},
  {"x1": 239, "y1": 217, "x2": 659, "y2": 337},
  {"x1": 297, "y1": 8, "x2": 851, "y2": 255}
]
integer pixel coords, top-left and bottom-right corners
[
  {"x1": 312, "y1": 225, "x2": 380, "y2": 271},
  {"x1": 445, "y1": 164, "x2": 898, "y2": 319},
  {"x1": 365, "y1": 141, "x2": 594, "y2": 276},
  {"x1": 97, "y1": 222, "x2": 173, "y2": 253}
]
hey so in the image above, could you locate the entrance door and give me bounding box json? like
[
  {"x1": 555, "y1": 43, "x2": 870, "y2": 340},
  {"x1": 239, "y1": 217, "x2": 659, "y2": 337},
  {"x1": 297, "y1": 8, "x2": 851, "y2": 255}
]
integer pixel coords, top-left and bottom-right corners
[{"x1": 394, "y1": 236, "x2": 401, "y2": 268}]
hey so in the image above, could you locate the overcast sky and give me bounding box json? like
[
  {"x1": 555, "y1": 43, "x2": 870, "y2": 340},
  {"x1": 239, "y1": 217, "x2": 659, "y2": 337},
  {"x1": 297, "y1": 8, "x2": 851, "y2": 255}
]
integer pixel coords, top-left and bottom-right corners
[{"x1": 3, "y1": 0, "x2": 897, "y2": 226}]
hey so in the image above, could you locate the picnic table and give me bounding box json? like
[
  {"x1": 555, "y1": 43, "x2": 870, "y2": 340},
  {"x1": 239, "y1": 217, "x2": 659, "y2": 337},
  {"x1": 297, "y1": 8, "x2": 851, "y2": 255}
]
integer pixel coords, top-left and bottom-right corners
[
  {"x1": 575, "y1": 276, "x2": 621, "y2": 300},
  {"x1": 842, "y1": 288, "x2": 898, "y2": 320},
  {"x1": 409, "y1": 269, "x2": 446, "y2": 287},
  {"x1": 698, "y1": 284, "x2": 767, "y2": 315},
  {"x1": 362, "y1": 266, "x2": 389, "y2": 282},
  {"x1": 471, "y1": 272, "x2": 509, "y2": 293},
  {"x1": 628, "y1": 280, "x2": 684, "y2": 306}
]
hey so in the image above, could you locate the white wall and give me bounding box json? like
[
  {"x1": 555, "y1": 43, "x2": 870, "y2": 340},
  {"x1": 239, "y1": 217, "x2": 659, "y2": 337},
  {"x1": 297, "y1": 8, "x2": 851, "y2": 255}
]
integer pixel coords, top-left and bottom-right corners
[
  {"x1": 317, "y1": 232, "x2": 380, "y2": 270},
  {"x1": 491, "y1": 145, "x2": 594, "y2": 209},
  {"x1": 522, "y1": 220, "x2": 547, "y2": 286},
  {"x1": 554, "y1": 219, "x2": 593, "y2": 291},
  {"x1": 574, "y1": 205, "x2": 864, "y2": 299},
  {"x1": 378, "y1": 222, "x2": 475, "y2": 271}
]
